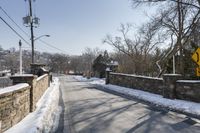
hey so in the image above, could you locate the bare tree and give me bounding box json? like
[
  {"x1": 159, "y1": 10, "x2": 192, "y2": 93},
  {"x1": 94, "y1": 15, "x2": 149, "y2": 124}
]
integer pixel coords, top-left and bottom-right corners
[
  {"x1": 49, "y1": 53, "x2": 69, "y2": 73},
  {"x1": 103, "y1": 23, "x2": 162, "y2": 75},
  {"x1": 132, "y1": 0, "x2": 200, "y2": 9},
  {"x1": 81, "y1": 47, "x2": 103, "y2": 73},
  {"x1": 132, "y1": 0, "x2": 200, "y2": 76}
]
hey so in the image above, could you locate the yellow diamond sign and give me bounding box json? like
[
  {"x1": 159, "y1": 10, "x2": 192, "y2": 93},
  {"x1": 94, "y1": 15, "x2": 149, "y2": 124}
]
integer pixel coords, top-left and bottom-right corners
[
  {"x1": 197, "y1": 67, "x2": 200, "y2": 76},
  {"x1": 192, "y1": 48, "x2": 200, "y2": 66}
]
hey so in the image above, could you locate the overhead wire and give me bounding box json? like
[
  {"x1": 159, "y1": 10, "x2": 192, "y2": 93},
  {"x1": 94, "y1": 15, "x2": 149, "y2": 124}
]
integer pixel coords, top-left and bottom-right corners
[
  {"x1": 38, "y1": 39, "x2": 67, "y2": 53},
  {"x1": 0, "y1": 1, "x2": 66, "y2": 54},
  {"x1": 0, "y1": 6, "x2": 30, "y2": 38},
  {"x1": 34, "y1": 42, "x2": 52, "y2": 52},
  {"x1": 33, "y1": 42, "x2": 50, "y2": 52},
  {"x1": 0, "y1": 16, "x2": 31, "y2": 46}
]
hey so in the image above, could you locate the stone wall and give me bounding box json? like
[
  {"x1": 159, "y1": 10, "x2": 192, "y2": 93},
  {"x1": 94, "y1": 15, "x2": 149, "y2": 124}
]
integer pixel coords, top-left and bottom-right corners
[
  {"x1": 10, "y1": 74, "x2": 49, "y2": 112},
  {"x1": 0, "y1": 74, "x2": 50, "y2": 132},
  {"x1": 109, "y1": 73, "x2": 164, "y2": 95},
  {"x1": 32, "y1": 74, "x2": 49, "y2": 110},
  {"x1": 108, "y1": 72, "x2": 200, "y2": 103},
  {"x1": 0, "y1": 84, "x2": 30, "y2": 132},
  {"x1": 176, "y1": 80, "x2": 200, "y2": 102}
]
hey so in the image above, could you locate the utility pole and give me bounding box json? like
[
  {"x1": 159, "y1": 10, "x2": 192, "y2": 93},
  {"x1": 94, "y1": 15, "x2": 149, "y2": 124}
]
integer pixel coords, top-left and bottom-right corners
[
  {"x1": 29, "y1": 0, "x2": 34, "y2": 63},
  {"x1": 23, "y1": 0, "x2": 39, "y2": 64},
  {"x1": 19, "y1": 40, "x2": 22, "y2": 75}
]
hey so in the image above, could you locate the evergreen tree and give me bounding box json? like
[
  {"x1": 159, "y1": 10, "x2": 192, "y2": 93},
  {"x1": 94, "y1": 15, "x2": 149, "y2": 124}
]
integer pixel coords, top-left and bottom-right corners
[{"x1": 93, "y1": 51, "x2": 110, "y2": 78}]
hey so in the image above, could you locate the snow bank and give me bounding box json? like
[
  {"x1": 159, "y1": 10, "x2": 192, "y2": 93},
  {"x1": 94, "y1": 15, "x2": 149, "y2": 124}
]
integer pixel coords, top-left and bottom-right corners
[
  {"x1": 74, "y1": 76, "x2": 105, "y2": 85},
  {"x1": 5, "y1": 78, "x2": 61, "y2": 133},
  {"x1": 74, "y1": 76, "x2": 200, "y2": 117},
  {"x1": 101, "y1": 85, "x2": 200, "y2": 116}
]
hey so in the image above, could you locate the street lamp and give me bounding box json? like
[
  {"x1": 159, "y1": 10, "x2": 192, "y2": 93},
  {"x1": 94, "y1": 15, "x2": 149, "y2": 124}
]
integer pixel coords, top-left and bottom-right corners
[
  {"x1": 31, "y1": 34, "x2": 50, "y2": 63},
  {"x1": 34, "y1": 34, "x2": 50, "y2": 41}
]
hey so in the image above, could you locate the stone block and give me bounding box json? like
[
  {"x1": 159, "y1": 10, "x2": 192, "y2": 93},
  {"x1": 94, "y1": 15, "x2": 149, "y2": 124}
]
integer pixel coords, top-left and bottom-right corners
[
  {"x1": 1, "y1": 119, "x2": 11, "y2": 132},
  {"x1": 163, "y1": 74, "x2": 182, "y2": 99}
]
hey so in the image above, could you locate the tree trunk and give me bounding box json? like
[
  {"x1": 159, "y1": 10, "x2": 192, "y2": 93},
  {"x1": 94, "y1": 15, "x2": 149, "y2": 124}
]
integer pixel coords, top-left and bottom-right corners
[{"x1": 177, "y1": 0, "x2": 184, "y2": 75}]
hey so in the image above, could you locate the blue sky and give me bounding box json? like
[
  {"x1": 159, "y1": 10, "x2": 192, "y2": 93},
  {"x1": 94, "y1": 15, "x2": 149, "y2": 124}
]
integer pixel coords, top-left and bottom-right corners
[{"x1": 0, "y1": 0, "x2": 155, "y2": 55}]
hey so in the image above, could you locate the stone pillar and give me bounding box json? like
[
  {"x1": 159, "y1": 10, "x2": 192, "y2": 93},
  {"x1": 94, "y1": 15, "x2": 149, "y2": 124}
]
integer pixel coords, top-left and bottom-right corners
[
  {"x1": 105, "y1": 68, "x2": 111, "y2": 84},
  {"x1": 10, "y1": 74, "x2": 37, "y2": 112},
  {"x1": 163, "y1": 74, "x2": 182, "y2": 99}
]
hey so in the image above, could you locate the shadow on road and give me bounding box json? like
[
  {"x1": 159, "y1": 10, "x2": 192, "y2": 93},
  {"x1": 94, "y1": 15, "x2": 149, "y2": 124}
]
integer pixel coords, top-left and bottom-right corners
[
  {"x1": 55, "y1": 88, "x2": 65, "y2": 133},
  {"x1": 56, "y1": 77, "x2": 200, "y2": 133}
]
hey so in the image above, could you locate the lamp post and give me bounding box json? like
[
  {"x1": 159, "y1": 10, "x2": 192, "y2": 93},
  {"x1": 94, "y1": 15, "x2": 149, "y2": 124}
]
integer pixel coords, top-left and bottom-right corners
[
  {"x1": 23, "y1": 0, "x2": 40, "y2": 64},
  {"x1": 31, "y1": 34, "x2": 50, "y2": 63}
]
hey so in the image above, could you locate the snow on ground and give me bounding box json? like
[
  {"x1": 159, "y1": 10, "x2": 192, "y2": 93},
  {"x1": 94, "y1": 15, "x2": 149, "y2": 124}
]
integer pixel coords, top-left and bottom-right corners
[
  {"x1": 5, "y1": 77, "x2": 61, "y2": 133},
  {"x1": 74, "y1": 76, "x2": 200, "y2": 117},
  {"x1": 75, "y1": 76, "x2": 105, "y2": 85}
]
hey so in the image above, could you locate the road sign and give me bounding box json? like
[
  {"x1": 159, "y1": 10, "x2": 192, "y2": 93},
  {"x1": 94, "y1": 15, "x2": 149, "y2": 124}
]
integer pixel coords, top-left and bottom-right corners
[
  {"x1": 192, "y1": 48, "x2": 200, "y2": 66},
  {"x1": 196, "y1": 67, "x2": 200, "y2": 76}
]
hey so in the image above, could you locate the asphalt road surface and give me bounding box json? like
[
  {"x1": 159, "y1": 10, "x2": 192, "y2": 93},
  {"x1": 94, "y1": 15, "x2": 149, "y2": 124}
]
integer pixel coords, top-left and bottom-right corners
[{"x1": 56, "y1": 75, "x2": 200, "y2": 133}]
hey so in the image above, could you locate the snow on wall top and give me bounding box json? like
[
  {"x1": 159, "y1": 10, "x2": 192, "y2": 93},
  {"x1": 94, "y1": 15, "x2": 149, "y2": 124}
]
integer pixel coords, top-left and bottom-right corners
[
  {"x1": 37, "y1": 74, "x2": 48, "y2": 81},
  {"x1": 110, "y1": 72, "x2": 163, "y2": 80},
  {"x1": 177, "y1": 80, "x2": 200, "y2": 83},
  {"x1": 11, "y1": 74, "x2": 34, "y2": 77},
  {"x1": 0, "y1": 83, "x2": 29, "y2": 95},
  {"x1": 163, "y1": 74, "x2": 182, "y2": 76}
]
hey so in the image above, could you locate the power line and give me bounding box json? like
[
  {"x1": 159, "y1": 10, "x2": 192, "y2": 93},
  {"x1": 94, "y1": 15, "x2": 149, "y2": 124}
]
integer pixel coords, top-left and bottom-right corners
[
  {"x1": 0, "y1": 16, "x2": 31, "y2": 46},
  {"x1": 38, "y1": 39, "x2": 68, "y2": 53},
  {"x1": 33, "y1": 42, "x2": 49, "y2": 52},
  {"x1": 35, "y1": 42, "x2": 52, "y2": 52},
  {"x1": 0, "y1": 6, "x2": 30, "y2": 38}
]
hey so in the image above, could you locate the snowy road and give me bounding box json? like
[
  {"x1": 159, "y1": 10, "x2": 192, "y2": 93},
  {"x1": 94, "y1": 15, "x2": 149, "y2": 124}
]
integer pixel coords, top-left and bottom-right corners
[{"x1": 56, "y1": 75, "x2": 200, "y2": 133}]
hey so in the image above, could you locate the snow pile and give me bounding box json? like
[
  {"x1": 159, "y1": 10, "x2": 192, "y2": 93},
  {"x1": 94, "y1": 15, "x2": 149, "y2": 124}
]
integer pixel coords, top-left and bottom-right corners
[
  {"x1": 5, "y1": 78, "x2": 61, "y2": 133},
  {"x1": 74, "y1": 76, "x2": 105, "y2": 85},
  {"x1": 75, "y1": 76, "x2": 200, "y2": 116},
  {"x1": 74, "y1": 76, "x2": 102, "y2": 82}
]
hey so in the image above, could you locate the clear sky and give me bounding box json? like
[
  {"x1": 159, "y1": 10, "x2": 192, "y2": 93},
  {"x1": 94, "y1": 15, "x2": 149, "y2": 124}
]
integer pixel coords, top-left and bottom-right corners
[{"x1": 0, "y1": 0, "x2": 155, "y2": 55}]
